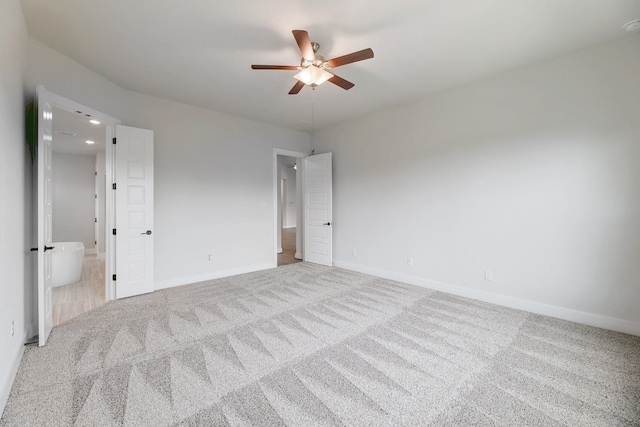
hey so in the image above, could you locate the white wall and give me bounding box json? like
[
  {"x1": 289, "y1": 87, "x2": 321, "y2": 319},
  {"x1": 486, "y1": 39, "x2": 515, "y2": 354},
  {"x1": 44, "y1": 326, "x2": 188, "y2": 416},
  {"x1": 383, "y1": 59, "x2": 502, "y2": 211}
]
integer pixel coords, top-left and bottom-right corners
[
  {"x1": 124, "y1": 92, "x2": 310, "y2": 287},
  {"x1": 0, "y1": 0, "x2": 30, "y2": 416},
  {"x1": 51, "y1": 152, "x2": 96, "y2": 249},
  {"x1": 313, "y1": 36, "x2": 640, "y2": 334},
  {"x1": 27, "y1": 40, "x2": 126, "y2": 120},
  {"x1": 25, "y1": 39, "x2": 312, "y2": 290}
]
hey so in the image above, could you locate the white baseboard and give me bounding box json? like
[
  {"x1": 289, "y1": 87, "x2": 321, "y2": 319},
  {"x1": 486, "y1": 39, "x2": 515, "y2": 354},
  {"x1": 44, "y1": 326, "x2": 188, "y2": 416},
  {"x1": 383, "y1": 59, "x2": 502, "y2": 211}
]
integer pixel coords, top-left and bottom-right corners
[
  {"x1": 277, "y1": 247, "x2": 283, "y2": 254},
  {"x1": 85, "y1": 248, "x2": 97, "y2": 255},
  {"x1": 333, "y1": 259, "x2": 640, "y2": 337},
  {"x1": 294, "y1": 252, "x2": 302, "y2": 260},
  {"x1": 0, "y1": 331, "x2": 27, "y2": 418},
  {"x1": 155, "y1": 262, "x2": 274, "y2": 290}
]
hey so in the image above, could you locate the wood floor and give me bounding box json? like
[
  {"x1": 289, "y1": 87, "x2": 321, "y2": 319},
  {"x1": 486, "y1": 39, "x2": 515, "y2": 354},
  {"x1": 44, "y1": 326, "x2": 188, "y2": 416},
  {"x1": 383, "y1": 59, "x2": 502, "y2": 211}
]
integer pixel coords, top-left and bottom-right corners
[
  {"x1": 52, "y1": 255, "x2": 105, "y2": 326},
  {"x1": 278, "y1": 227, "x2": 301, "y2": 266}
]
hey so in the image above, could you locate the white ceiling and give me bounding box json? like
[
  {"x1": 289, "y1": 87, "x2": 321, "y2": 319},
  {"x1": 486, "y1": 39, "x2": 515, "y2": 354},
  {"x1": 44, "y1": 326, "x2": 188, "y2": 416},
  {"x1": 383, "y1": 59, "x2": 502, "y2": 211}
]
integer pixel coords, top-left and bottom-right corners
[
  {"x1": 52, "y1": 106, "x2": 105, "y2": 155},
  {"x1": 22, "y1": 0, "x2": 640, "y2": 131},
  {"x1": 280, "y1": 156, "x2": 297, "y2": 168}
]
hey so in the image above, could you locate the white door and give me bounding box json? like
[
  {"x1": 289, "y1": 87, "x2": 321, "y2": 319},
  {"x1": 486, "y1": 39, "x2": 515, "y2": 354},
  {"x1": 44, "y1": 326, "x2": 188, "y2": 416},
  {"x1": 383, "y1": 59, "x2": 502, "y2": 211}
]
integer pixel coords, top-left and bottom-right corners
[
  {"x1": 36, "y1": 86, "x2": 54, "y2": 346},
  {"x1": 114, "y1": 125, "x2": 154, "y2": 299},
  {"x1": 304, "y1": 152, "x2": 333, "y2": 266}
]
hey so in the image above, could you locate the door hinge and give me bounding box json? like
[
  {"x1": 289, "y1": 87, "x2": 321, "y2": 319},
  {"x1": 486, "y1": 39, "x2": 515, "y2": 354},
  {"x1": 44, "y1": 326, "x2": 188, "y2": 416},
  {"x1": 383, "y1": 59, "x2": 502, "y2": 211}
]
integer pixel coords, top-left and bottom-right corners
[
  {"x1": 112, "y1": 137, "x2": 116, "y2": 145},
  {"x1": 112, "y1": 228, "x2": 116, "y2": 235},
  {"x1": 112, "y1": 183, "x2": 116, "y2": 190},
  {"x1": 95, "y1": 194, "x2": 97, "y2": 199},
  {"x1": 94, "y1": 240, "x2": 97, "y2": 245},
  {"x1": 94, "y1": 218, "x2": 97, "y2": 223},
  {"x1": 112, "y1": 274, "x2": 116, "y2": 281},
  {"x1": 95, "y1": 171, "x2": 97, "y2": 176}
]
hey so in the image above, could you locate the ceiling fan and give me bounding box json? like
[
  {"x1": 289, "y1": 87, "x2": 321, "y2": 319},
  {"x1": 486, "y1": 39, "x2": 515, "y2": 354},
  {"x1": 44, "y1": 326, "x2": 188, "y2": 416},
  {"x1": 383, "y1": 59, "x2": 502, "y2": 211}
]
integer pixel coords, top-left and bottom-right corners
[{"x1": 251, "y1": 30, "x2": 374, "y2": 95}]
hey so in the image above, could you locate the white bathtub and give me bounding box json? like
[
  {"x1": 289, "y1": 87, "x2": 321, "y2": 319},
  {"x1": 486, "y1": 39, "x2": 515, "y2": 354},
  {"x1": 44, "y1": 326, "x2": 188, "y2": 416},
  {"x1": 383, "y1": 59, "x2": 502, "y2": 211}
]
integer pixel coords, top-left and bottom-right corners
[{"x1": 51, "y1": 242, "x2": 85, "y2": 288}]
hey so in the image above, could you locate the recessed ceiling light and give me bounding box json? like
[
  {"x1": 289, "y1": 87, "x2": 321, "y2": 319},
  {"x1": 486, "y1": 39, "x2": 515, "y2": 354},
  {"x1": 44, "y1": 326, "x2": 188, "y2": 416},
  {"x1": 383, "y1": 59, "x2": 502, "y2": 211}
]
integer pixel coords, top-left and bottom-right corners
[
  {"x1": 85, "y1": 140, "x2": 96, "y2": 145},
  {"x1": 89, "y1": 119, "x2": 101, "y2": 125},
  {"x1": 623, "y1": 19, "x2": 640, "y2": 31},
  {"x1": 54, "y1": 130, "x2": 77, "y2": 137}
]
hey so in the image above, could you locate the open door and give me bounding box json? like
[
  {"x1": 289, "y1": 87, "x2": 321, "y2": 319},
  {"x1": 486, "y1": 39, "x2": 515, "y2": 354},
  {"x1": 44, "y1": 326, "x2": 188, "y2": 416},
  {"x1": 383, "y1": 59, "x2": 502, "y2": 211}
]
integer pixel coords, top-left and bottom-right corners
[
  {"x1": 304, "y1": 152, "x2": 333, "y2": 266},
  {"x1": 114, "y1": 125, "x2": 154, "y2": 299},
  {"x1": 36, "y1": 86, "x2": 54, "y2": 346}
]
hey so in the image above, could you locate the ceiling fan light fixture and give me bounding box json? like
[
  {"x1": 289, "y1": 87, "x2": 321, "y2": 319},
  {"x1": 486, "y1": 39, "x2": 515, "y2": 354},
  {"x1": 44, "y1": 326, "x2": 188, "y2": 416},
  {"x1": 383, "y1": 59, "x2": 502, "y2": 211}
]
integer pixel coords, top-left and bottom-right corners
[
  {"x1": 251, "y1": 29, "x2": 372, "y2": 94},
  {"x1": 294, "y1": 66, "x2": 333, "y2": 87}
]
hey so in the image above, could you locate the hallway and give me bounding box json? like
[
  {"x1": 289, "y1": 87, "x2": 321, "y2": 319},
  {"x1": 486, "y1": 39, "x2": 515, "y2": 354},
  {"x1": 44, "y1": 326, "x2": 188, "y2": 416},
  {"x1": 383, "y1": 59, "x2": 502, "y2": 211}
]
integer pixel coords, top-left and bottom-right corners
[{"x1": 278, "y1": 227, "x2": 301, "y2": 266}]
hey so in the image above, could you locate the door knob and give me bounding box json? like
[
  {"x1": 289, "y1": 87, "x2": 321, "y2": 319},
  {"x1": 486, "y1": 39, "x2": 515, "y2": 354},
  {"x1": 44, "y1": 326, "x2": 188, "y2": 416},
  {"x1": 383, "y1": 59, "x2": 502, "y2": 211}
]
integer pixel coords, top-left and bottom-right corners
[
  {"x1": 324, "y1": 222, "x2": 331, "y2": 226},
  {"x1": 141, "y1": 230, "x2": 152, "y2": 235}
]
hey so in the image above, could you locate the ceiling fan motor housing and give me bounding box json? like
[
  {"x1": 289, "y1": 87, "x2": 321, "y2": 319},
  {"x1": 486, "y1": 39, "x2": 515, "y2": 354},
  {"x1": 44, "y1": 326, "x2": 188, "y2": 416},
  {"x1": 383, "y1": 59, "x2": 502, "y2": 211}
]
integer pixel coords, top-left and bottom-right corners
[{"x1": 300, "y1": 42, "x2": 327, "y2": 68}]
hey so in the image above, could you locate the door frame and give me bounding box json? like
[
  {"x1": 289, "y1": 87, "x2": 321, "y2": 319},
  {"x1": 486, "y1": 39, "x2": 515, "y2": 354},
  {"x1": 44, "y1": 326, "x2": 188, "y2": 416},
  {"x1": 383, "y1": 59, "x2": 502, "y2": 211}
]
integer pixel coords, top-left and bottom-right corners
[
  {"x1": 44, "y1": 90, "x2": 121, "y2": 302},
  {"x1": 273, "y1": 148, "x2": 307, "y2": 267}
]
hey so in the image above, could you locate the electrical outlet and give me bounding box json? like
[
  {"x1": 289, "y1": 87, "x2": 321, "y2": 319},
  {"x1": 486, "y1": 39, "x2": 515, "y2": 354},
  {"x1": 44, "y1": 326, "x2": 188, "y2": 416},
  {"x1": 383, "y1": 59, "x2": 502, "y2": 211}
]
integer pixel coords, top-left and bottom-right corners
[
  {"x1": 11, "y1": 320, "x2": 14, "y2": 338},
  {"x1": 352, "y1": 249, "x2": 357, "y2": 256},
  {"x1": 407, "y1": 258, "x2": 413, "y2": 266},
  {"x1": 485, "y1": 270, "x2": 494, "y2": 281}
]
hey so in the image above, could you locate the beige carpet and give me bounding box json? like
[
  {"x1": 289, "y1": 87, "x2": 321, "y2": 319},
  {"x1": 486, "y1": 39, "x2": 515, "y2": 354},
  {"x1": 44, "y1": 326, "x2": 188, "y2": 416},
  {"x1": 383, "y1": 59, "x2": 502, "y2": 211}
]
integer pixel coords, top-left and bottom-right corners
[{"x1": 2, "y1": 263, "x2": 639, "y2": 426}]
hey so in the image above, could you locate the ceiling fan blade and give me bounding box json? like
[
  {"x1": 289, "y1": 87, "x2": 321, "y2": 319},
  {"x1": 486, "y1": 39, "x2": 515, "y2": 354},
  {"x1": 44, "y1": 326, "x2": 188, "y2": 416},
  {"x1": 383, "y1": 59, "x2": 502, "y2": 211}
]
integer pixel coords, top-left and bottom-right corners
[
  {"x1": 251, "y1": 65, "x2": 298, "y2": 70},
  {"x1": 328, "y1": 74, "x2": 355, "y2": 90},
  {"x1": 326, "y1": 48, "x2": 374, "y2": 68},
  {"x1": 292, "y1": 30, "x2": 315, "y2": 61},
  {"x1": 288, "y1": 81, "x2": 305, "y2": 95}
]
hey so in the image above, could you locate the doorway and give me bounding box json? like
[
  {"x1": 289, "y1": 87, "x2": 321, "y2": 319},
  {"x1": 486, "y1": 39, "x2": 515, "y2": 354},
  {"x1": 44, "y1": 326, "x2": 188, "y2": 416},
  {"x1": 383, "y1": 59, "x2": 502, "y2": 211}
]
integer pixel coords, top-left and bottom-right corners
[
  {"x1": 36, "y1": 87, "x2": 155, "y2": 346},
  {"x1": 278, "y1": 156, "x2": 300, "y2": 266},
  {"x1": 49, "y1": 106, "x2": 108, "y2": 325},
  {"x1": 34, "y1": 88, "x2": 120, "y2": 344},
  {"x1": 273, "y1": 149, "x2": 307, "y2": 267}
]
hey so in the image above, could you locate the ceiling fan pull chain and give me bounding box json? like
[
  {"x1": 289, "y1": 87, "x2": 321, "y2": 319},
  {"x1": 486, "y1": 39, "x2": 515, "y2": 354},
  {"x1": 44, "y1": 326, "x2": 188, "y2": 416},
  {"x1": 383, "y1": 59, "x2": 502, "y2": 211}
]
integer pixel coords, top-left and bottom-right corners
[{"x1": 311, "y1": 88, "x2": 315, "y2": 135}]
